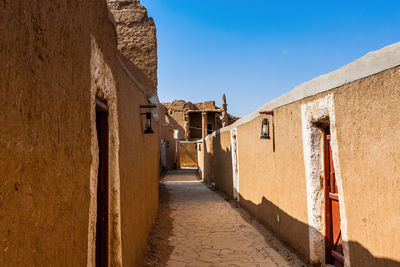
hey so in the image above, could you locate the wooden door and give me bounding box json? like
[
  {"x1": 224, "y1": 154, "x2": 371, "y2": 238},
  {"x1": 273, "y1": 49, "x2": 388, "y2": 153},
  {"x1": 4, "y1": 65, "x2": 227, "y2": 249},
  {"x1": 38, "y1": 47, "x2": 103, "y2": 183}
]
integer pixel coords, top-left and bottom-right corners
[
  {"x1": 324, "y1": 133, "x2": 344, "y2": 267},
  {"x1": 95, "y1": 99, "x2": 109, "y2": 267}
]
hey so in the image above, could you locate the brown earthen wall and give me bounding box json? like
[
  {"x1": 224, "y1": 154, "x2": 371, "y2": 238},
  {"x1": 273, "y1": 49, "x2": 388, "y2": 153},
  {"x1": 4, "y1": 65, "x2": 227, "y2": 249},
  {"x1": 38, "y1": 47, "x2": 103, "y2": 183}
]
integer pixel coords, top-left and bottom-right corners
[
  {"x1": 179, "y1": 143, "x2": 198, "y2": 168},
  {"x1": 200, "y1": 66, "x2": 400, "y2": 265},
  {"x1": 0, "y1": 0, "x2": 159, "y2": 265},
  {"x1": 212, "y1": 131, "x2": 234, "y2": 199},
  {"x1": 108, "y1": 0, "x2": 158, "y2": 86},
  {"x1": 197, "y1": 142, "x2": 205, "y2": 179},
  {"x1": 203, "y1": 138, "x2": 215, "y2": 184},
  {"x1": 332, "y1": 66, "x2": 400, "y2": 266}
]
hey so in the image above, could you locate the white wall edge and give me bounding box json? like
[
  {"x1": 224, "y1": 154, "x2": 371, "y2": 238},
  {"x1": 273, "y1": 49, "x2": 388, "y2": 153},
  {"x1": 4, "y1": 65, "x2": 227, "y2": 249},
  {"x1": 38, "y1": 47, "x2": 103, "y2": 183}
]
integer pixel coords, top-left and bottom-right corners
[{"x1": 301, "y1": 94, "x2": 350, "y2": 266}]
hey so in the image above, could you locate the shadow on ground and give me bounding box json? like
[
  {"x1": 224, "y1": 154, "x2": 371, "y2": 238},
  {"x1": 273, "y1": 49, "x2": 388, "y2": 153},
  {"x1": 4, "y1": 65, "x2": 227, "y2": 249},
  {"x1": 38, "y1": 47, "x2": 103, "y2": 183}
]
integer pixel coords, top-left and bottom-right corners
[
  {"x1": 143, "y1": 181, "x2": 173, "y2": 266},
  {"x1": 145, "y1": 168, "x2": 400, "y2": 267}
]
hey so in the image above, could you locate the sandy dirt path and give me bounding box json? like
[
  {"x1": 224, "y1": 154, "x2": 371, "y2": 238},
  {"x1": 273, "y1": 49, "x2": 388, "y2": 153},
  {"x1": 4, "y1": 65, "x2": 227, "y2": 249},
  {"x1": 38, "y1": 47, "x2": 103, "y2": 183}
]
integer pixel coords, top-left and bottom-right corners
[{"x1": 144, "y1": 169, "x2": 308, "y2": 267}]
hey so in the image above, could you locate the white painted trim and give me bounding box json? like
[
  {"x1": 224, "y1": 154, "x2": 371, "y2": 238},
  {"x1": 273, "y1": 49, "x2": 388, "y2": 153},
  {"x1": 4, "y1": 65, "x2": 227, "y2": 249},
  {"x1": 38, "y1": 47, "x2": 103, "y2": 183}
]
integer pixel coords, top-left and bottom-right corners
[
  {"x1": 301, "y1": 94, "x2": 350, "y2": 266},
  {"x1": 205, "y1": 42, "x2": 400, "y2": 140},
  {"x1": 230, "y1": 128, "x2": 240, "y2": 202}
]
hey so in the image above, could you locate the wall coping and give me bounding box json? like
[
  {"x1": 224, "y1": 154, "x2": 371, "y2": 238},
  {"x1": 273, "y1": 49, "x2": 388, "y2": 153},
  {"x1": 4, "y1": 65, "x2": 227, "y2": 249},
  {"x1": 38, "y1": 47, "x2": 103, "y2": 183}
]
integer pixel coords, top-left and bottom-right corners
[{"x1": 205, "y1": 42, "x2": 400, "y2": 141}]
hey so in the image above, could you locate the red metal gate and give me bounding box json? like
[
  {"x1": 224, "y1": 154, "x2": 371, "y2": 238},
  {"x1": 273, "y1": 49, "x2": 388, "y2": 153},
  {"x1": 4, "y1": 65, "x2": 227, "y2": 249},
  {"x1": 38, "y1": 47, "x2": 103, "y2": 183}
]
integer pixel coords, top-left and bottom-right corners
[{"x1": 324, "y1": 133, "x2": 344, "y2": 267}]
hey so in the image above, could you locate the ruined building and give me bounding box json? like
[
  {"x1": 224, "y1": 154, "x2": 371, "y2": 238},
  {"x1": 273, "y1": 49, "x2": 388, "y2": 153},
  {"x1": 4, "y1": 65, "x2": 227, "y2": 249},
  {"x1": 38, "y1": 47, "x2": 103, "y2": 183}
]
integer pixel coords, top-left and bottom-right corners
[
  {"x1": 1, "y1": 0, "x2": 160, "y2": 266},
  {"x1": 159, "y1": 95, "x2": 238, "y2": 169},
  {"x1": 162, "y1": 94, "x2": 237, "y2": 141}
]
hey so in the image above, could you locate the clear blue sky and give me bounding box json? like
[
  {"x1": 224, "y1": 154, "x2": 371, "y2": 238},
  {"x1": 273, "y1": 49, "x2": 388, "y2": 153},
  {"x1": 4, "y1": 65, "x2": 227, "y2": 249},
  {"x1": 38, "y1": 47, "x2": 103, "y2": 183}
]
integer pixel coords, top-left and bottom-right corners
[{"x1": 140, "y1": 0, "x2": 400, "y2": 117}]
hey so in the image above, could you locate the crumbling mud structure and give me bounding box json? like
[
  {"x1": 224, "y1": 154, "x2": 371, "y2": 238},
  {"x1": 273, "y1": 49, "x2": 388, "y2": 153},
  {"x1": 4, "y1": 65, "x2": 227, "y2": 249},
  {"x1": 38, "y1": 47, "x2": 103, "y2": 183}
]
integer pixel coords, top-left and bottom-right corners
[{"x1": 159, "y1": 95, "x2": 238, "y2": 169}]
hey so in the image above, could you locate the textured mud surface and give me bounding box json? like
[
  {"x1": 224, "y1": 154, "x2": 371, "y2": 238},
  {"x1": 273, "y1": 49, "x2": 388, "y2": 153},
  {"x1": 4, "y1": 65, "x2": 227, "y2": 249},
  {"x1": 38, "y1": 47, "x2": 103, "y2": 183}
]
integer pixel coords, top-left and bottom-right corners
[{"x1": 144, "y1": 169, "x2": 307, "y2": 266}]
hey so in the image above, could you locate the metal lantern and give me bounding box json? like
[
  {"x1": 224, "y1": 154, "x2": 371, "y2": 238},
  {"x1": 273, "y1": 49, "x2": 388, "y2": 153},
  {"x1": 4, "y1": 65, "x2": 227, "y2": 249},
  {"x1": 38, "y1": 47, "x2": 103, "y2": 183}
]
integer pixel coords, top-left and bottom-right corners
[
  {"x1": 260, "y1": 118, "x2": 270, "y2": 139},
  {"x1": 144, "y1": 112, "x2": 154, "y2": 134},
  {"x1": 140, "y1": 104, "x2": 156, "y2": 135}
]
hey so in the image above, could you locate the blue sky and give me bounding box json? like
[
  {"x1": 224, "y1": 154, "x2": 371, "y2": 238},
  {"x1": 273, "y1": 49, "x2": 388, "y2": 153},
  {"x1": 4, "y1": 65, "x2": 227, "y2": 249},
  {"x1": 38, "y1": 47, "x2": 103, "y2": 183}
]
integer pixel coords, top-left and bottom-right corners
[{"x1": 140, "y1": 0, "x2": 400, "y2": 117}]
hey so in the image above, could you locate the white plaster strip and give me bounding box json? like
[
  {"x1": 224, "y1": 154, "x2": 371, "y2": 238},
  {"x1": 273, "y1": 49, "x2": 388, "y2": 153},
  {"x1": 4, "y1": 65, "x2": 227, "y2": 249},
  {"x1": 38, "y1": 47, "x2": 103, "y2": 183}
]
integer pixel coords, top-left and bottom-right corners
[
  {"x1": 230, "y1": 128, "x2": 240, "y2": 202},
  {"x1": 205, "y1": 42, "x2": 400, "y2": 141},
  {"x1": 301, "y1": 94, "x2": 350, "y2": 266}
]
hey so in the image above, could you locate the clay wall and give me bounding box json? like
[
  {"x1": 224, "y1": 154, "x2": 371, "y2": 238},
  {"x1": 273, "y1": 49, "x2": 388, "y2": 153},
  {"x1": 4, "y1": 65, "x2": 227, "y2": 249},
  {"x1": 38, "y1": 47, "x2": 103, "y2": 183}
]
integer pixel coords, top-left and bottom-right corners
[
  {"x1": 107, "y1": 0, "x2": 158, "y2": 87},
  {"x1": 179, "y1": 142, "x2": 198, "y2": 168},
  {"x1": 199, "y1": 43, "x2": 400, "y2": 266},
  {"x1": 159, "y1": 106, "x2": 177, "y2": 169},
  {"x1": 0, "y1": 0, "x2": 159, "y2": 266}
]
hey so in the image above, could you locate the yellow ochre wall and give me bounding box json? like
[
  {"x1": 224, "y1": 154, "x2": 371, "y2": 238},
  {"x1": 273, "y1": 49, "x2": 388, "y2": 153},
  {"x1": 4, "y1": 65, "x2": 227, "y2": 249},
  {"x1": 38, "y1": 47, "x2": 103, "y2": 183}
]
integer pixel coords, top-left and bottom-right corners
[
  {"x1": 199, "y1": 65, "x2": 400, "y2": 266},
  {"x1": 0, "y1": 0, "x2": 159, "y2": 266},
  {"x1": 179, "y1": 142, "x2": 198, "y2": 168}
]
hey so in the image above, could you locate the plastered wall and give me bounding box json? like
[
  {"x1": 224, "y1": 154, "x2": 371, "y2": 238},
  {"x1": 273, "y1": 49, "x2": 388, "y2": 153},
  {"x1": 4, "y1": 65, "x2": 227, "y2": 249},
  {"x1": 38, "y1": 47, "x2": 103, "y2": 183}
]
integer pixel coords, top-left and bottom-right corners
[
  {"x1": 0, "y1": 0, "x2": 159, "y2": 266},
  {"x1": 179, "y1": 142, "x2": 198, "y2": 168},
  {"x1": 199, "y1": 64, "x2": 400, "y2": 266},
  {"x1": 332, "y1": 66, "x2": 400, "y2": 266}
]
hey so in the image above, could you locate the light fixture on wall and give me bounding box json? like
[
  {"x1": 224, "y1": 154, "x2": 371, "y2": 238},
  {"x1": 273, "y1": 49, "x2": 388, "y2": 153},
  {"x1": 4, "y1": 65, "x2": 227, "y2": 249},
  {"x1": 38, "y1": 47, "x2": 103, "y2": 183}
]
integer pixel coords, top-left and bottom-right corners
[
  {"x1": 144, "y1": 112, "x2": 154, "y2": 134},
  {"x1": 260, "y1": 118, "x2": 270, "y2": 139},
  {"x1": 259, "y1": 110, "x2": 274, "y2": 140},
  {"x1": 140, "y1": 104, "x2": 156, "y2": 134}
]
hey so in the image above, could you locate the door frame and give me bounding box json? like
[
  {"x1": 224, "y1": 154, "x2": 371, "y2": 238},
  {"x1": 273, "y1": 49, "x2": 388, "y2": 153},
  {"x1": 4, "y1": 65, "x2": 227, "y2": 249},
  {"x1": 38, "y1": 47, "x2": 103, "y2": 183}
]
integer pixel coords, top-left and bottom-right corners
[{"x1": 301, "y1": 94, "x2": 350, "y2": 266}]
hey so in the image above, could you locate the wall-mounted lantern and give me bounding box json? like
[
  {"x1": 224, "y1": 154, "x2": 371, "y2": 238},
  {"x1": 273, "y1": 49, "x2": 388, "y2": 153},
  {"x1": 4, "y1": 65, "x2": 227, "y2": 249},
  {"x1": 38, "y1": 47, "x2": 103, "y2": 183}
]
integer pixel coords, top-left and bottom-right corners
[
  {"x1": 144, "y1": 112, "x2": 154, "y2": 134},
  {"x1": 260, "y1": 118, "x2": 270, "y2": 139},
  {"x1": 259, "y1": 110, "x2": 274, "y2": 140},
  {"x1": 140, "y1": 104, "x2": 156, "y2": 134}
]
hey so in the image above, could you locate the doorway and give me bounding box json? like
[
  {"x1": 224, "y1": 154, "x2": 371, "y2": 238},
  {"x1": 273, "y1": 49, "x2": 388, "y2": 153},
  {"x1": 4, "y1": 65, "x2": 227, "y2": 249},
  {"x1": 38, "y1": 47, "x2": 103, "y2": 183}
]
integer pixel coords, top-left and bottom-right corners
[
  {"x1": 95, "y1": 98, "x2": 109, "y2": 267},
  {"x1": 324, "y1": 131, "x2": 344, "y2": 267}
]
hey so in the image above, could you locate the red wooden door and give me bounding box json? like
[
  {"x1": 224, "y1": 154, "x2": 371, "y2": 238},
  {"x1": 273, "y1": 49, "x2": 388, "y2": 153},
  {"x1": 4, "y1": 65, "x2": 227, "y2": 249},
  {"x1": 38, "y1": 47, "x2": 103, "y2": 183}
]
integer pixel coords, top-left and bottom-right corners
[
  {"x1": 96, "y1": 99, "x2": 109, "y2": 267},
  {"x1": 324, "y1": 133, "x2": 344, "y2": 267}
]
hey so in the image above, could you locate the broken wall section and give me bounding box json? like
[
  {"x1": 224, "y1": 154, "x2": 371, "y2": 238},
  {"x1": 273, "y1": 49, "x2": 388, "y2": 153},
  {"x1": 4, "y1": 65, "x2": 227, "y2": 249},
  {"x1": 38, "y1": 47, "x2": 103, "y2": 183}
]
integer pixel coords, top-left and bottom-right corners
[{"x1": 107, "y1": 0, "x2": 158, "y2": 88}]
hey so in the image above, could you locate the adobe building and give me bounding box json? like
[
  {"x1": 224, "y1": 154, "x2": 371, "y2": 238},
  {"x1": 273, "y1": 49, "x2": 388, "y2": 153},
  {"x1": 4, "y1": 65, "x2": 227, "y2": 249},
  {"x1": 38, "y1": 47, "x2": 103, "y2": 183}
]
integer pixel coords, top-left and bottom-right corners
[
  {"x1": 198, "y1": 43, "x2": 400, "y2": 266},
  {"x1": 1, "y1": 0, "x2": 159, "y2": 266},
  {"x1": 159, "y1": 95, "x2": 238, "y2": 169}
]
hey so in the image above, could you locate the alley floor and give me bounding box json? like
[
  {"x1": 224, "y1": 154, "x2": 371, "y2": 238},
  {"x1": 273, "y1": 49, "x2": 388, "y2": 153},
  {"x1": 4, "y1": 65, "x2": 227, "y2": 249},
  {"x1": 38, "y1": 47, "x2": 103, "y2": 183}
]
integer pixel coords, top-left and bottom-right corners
[{"x1": 144, "y1": 169, "x2": 308, "y2": 267}]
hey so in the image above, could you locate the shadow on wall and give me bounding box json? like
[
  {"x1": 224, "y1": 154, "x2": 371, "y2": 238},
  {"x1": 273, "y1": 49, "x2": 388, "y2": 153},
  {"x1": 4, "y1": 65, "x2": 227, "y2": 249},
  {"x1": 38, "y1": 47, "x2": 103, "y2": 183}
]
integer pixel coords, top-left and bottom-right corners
[
  {"x1": 212, "y1": 133, "x2": 234, "y2": 199},
  {"x1": 165, "y1": 113, "x2": 185, "y2": 139},
  {"x1": 161, "y1": 115, "x2": 184, "y2": 169},
  {"x1": 237, "y1": 193, "x2": 400, "y2": 267}
]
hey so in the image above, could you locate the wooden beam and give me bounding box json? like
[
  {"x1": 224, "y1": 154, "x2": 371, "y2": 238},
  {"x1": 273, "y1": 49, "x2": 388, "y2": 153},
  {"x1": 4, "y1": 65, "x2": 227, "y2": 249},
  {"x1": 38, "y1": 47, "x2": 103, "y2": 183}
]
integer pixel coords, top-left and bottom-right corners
[{"x1": 259, "y1": 110, "x2": 274, "y2": 115}]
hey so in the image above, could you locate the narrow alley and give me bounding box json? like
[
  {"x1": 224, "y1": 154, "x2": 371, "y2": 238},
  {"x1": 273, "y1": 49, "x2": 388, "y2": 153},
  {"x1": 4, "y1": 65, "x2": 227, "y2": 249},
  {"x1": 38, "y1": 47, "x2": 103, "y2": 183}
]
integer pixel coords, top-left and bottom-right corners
[{"x1": 144, "y1": 169, "x2": 307, "y2": 267}]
